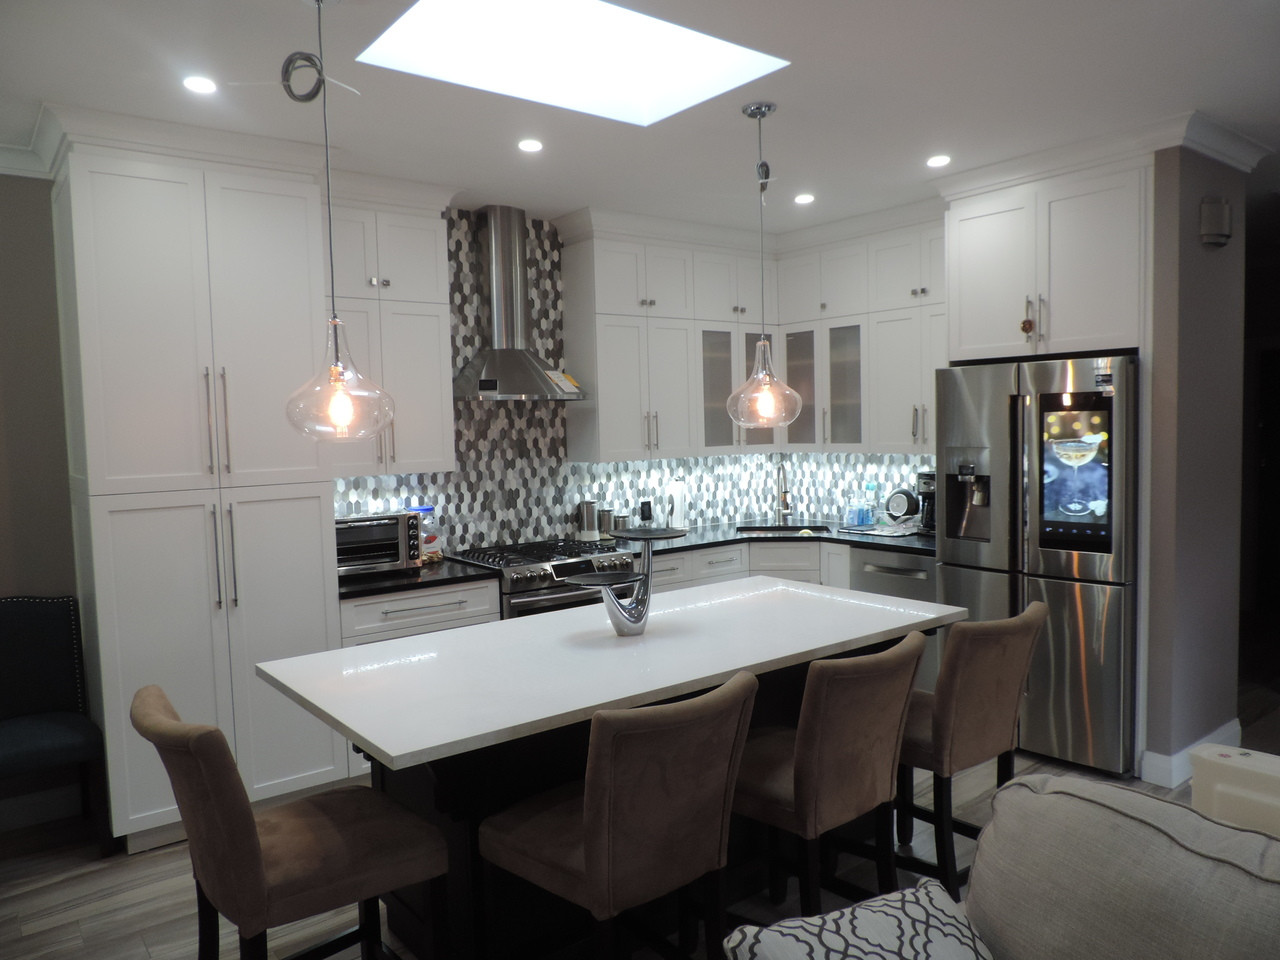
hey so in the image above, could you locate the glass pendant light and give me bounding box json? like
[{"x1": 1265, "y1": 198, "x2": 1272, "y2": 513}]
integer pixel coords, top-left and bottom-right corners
[
  {"x1": 727, "y1": 101, "x2": 801, "y2": 429},
  {"x1": 285, "y1": 0, "x2": 394, "y2": 441}
]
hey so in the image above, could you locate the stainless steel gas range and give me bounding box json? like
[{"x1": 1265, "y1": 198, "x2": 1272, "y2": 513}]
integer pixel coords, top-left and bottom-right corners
[{"x1": 450, "y1": 539, "x2": 636, "y2": 618}]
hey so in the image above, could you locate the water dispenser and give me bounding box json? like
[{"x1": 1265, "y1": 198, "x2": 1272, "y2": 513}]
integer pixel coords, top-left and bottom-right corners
[{"x1": 945, "y1": 462, "x2": 991, "y2": 541}]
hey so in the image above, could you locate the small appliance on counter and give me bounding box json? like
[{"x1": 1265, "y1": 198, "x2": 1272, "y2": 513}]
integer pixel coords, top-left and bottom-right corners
[
  {"x1": 335, "y1": 513, "x2": 422, "y2": 575},
  {"x1": 917, "y1": 472, "x2": 937, "y2": 533}
]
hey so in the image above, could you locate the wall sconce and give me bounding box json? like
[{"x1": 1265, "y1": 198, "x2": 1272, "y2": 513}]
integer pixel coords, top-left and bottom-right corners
[{"x1": 1200, "y1": 197, "x2": 1232, "y2": 247}]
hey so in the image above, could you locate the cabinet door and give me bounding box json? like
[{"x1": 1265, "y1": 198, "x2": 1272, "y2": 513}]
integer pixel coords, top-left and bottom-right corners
[
  {"x1": 736, "y1": 255, "x2": 768, "y2": 324},
  {"x1": 646, "y1": 319, "x2": 697, "y2": 457},
  {"x1": 947, "y1": 186, "x2": 1036, "y2": 361},
  {"x1": 868, "y1": 309, "x2": 923, "y2": 452},
  {"x1": 205, "y1": 172, "x2": 327, "y2": 485},
  {"x1": 89, "y1": 490, "x2": 234, "y2": 835},
  {"x1": 693, "y1": 250, "x2": 737, "y2": 323},
  {"x1": 777, "y1": 252, "x2": 821, "y2": 324},
  {"x1": 224, "y1": 484, "x2": 345, "y2": 801},
  {"x1": 741, "y1": 329, "x2": 779, "y2": 450},
  {"x1": 1037, "y1": 169, "x2": 1144, "y2": 355},
  {"x1": 783, "y1": 324, "x2": 820, "y2": 450},
  {"x1": 920, "y1": 303, "x2": 949, "y2": 450},
  {"x1": 868, "y1": 226, "x2": 945, "y2": 311},
  {"x1": 920, "y1": 225, "x2": 945, "y2": 305},
  {"x1": 376, "y1": 212, "x2": 448, "y2": 304},
  {"x1": 825, "y1": 319, "x2": 864, "y2": 448},
  {"x1": 595, "y1": 315, "x2": 651, "y2": 460},
  {"x1": 698, "y1": 323, "x2": 738, "y2": 453},
  {"x1": 378, "y1": 301, "x2": 457, "y2": 473},
  {"x1": 819, "y1": 242, "x2": 868, "y2": 318},
  {"x1": 595, "y1": 240, "x2": 647, "y2": 315},
  {"x1": 819, "y1": 543, "x2": 851, "y2": 588},
  {"x1": 319, "y1": 299, "x2": 383, "y2": 479},
  {"x1": 65, "y1": 155, "x2": 217, "y2": 494},
  {"x1": 644, "y1": 244, "x2": 694, "y2": 318},
  {"x1": 330, "y1": 206, "x2": 380, "y2": 300}
]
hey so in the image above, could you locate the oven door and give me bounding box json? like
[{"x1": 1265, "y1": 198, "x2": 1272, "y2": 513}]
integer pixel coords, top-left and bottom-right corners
[{"x1": 503, "y1": 584, "x2": 631, "y2": 619}]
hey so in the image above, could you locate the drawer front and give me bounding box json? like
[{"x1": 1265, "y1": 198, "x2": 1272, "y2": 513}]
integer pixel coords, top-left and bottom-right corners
[
  {"x1": 649, "y1": 553, "x2": 690, "y2": 588},
  {"x1": 688, "y1": 544, "x2": 748, "y2": 579},
  {"x1": 340, "y1": 581, "x2": 500, "y2": 640},
  {"x1": 848, "y1": 547, "x2": 936, "y2": 603},
  {"x1": 749, "y1": 541, "x2": 821, "y2": 572}
]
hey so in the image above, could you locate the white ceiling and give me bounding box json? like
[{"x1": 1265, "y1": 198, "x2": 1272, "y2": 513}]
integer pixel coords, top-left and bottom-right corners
[{"x1": 2, "y1": 0, "x2": 1278, "y2": 234}]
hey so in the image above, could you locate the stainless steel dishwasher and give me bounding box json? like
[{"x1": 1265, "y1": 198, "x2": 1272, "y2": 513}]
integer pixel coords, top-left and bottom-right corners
[{"x1": 848, "y1": 546, "x2": 941, "y2": 690}]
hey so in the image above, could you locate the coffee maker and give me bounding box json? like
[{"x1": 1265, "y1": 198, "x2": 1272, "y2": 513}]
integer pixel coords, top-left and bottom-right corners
[{"x1": 917, "y1": 472, "x2": 937, "y2": 533}]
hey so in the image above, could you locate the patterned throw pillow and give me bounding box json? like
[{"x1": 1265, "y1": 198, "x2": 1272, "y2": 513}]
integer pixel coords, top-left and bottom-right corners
[{"x1": 723, "y1": 879, "x2": 994, "y2": 960}]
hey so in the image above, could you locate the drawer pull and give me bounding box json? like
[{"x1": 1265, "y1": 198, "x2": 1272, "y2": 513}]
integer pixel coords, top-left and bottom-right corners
[
  {"x1": 653, "y1": 565, "x2": 681, "y2": 575},
  {"x1": 706, "y1": 557, "x2": 739, "y2": 566},
  {"x1": 861, "y1": 563, "x2": 927, "y2": 580},
  {"x1": 381, "y1": 599, "x2": 467, "y2": 617}
]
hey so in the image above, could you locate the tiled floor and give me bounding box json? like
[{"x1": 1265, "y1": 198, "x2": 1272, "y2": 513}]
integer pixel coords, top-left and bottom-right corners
[{"x1": 0, "y1": 742, "x2": 1209, "y2": 960}]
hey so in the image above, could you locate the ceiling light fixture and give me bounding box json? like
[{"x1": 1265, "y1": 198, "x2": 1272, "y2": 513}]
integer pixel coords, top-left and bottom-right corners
[
  {"x1": 357, "y1": 0, "x2": 788, "y2": 126},
  {"x1": 518, "y1": 138, "x2": 543, "y2": 153},
  {"x1": 926, "y1": 154, "x2": 952, "y2": 168},
  {"x1": 285, "y1": 0, "x2": 394, "y2": 441},
  {"x1": 727, "y1": 102, "x2": 802, "y2": 430},
  {"x1": 183, "y1": 76, "x2": 217, "y2": 94},
  {"x1": 794, "y1": 193, "x2": 815, "y2": 205}
]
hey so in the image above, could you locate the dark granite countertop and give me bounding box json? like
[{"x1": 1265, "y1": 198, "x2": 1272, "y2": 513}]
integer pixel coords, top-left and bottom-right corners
[{"x1": 337, "y1": 559, "x2": 499, "y2": 600}]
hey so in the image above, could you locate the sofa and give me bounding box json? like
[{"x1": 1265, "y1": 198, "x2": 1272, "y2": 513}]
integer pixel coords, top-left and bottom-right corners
[{"x1": 724, "y1": 773, "x2": 1280, "y2": 960}]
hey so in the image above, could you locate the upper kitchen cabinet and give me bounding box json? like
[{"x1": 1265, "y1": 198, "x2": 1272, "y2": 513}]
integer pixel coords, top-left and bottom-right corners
[
  {"x1": 324, "y1": 298, "x2": 457, "y2": 478},
  {"x1": 776, "y1": 242, "x2": 868, "y2": 324},
  {"x1": 947, "y1": 166, "x2": 1147, "y2": 361},
  {"x1": 564, "y1": 313, "x2": 698, "y2": 462},
  {"x1": 56, "y1": 153, "x2": 329, "y2": 494},
  {"x1": 692, "y1": 250, "x2": 776, "y2": 325},
  {"x1": 866, "y1": 304, "x2": 949, "y2": 452},
  {"x1": 329, "y1": 207, "x2": 448, "y2": 304},
  {"x1": 592, "y1": 239, "x2": 694, "y2": 318},
  {"x1": 780, "y1": 318, "x2": 865, "y2": 452},
  {"x1": 697, "y1": 323, "x2": 783, "y2": 454},
  {"x1": 867, "y1": 225, "x2": 945, "y2": 311}
]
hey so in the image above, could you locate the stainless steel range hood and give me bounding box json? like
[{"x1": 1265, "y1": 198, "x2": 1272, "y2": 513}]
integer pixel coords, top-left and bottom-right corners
[{"x1": 453, "y1": 205, "x2": 585, "y2": 401}]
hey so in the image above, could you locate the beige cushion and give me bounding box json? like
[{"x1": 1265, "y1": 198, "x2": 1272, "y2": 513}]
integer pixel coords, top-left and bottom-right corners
[{"x1": 966, "y1": 774, "x2": 1280, "y2": 960}]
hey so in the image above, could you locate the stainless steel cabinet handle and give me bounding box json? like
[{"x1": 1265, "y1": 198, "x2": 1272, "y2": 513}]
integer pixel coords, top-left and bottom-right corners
[
  {"x1": 219, "y1": 367, "x2": 232, "y2": 474},
  {"x1": 376, "y1": 433, "x2": 385, "y2": 465},
  {"x1": 739, "y1": 306, "x2": 747, "y2": 315},
  {"x1": 822, "y1": 408, "x2": 829, "y2": 444},
  {"x1": 919, "y1": 286, "x2": 928, "y2": 296},
  {"x1": 653, "y1": 411, "x2": 660, "y2": 450},
  {"x1": 653, "y1": 565, "x2": 680, "y2": 575},
  {"x1": 706, "y1": 556, "x2": 739, "y2": 566},
  {"x1": 819, "y1": 301, "x2": 827, "y2": 311},
  {"x1": 388, "y1": 423, "x2": 397, "y2": 464},
  {"x1": 911, "y1": 405, "x2": 919, "y2": 439},
  {"x1": 920, "y1": 404, "x2": 928, "y2": 445},
  {"x1": 381, "y1": 599, "x2": 466, "y2": 617},
  {"x1": 643, "y1": 412, "x2": 651, "y2": 450},
  {"x1": 381, "y1": 278, "x2": 391, "y2": 288},
  {"x1": 210, "y1": 506, "x2": 223, "y2": 609},
  {"x1": 1023, "y1": 296, "x2": 1035, "y2": 342},
  {"x1": 1038, "y1": 294, "x2": 1047, "y2": 342},
  {"x1": 226, "y1": 505, "x2": 240, "y2": 607},
  {"x1": 203, "y1": 367, "x2": 216, "y2": 475},
  {"x1": 861, "y1": 562, "x2": 927, "y2": 580},
  {"x1": 911, "y1": 288, "x2": 920, "y2": 297}
]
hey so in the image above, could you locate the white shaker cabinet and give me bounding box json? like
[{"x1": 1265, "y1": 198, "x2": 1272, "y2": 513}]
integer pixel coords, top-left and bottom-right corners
[
  {"x1": 692, "y1": 250, "x2": 773, "y2": 325},
  {"x1": 867, "y1": 225, "x2": 945, "y2": 311},
  {"x1": 329, "y1": 207, "x2": 448, "y2": 305},
  {"x1": 88, "y1": 483, "x2": 344, "y2": 836},
  {"x1": 695, "y1": 323, "x2": 783, "y2": 454},
  {"x1": 776, "y1": 242, "x2": 868, "y2": 324},
  {"x1": 947, "y1": 167, "x2": 1146, "y2": 361},
  {"x1": 866, "y1": 304, "x2": 949, "y2": 452},
  {"x1": 780, "y1": 318, "x2": 865, "y2": 452},
  {"x1": 592, "y1": 239, "x2": 694, "y2": 318}
]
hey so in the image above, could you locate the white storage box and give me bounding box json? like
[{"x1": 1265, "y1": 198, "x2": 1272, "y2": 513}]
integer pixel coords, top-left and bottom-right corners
[{"x1": 1189, "y1": 743, "x2": 1280, "y2": 837}]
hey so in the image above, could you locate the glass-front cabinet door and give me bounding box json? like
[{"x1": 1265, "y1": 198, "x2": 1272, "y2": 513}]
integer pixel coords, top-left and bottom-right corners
[
  {"x1": 826, "y1": 319, "x2": 864, "y2": 450},
  {"x1": 741, "y1": 330, "x2": 778, "y2": 450},
  {"x1": 783, "y1": 324, "x2": 820, "y2": 450},
  {"x1": 699, "y1": 324, "x2": 737, "y2": 453}
]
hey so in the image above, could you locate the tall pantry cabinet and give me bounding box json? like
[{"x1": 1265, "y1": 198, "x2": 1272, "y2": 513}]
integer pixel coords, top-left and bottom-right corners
[{"x1": 53, "y1": 148, "x2": 346, "y2": 839}]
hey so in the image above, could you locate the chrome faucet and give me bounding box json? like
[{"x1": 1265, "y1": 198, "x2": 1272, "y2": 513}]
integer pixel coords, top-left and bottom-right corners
[{"x1": 775, "y1": 461, "x2": 792, "y2": 524}]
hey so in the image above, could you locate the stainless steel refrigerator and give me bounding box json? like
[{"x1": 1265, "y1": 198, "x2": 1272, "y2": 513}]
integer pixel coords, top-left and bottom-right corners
[{"x1": 936, "y1": 354, "x2": 1137, "y2": 775}]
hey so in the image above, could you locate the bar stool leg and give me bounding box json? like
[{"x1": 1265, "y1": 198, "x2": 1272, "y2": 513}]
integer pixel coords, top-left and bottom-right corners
[
  {"x1": 895, "y1": 764, "x2": 915, "y2": 844},
  {"x1": 932, "y1": 773, "x2": 960, "y2": 900},
  {"x1": 874, "y1": 802, "x2": 899, "y2": 894}
]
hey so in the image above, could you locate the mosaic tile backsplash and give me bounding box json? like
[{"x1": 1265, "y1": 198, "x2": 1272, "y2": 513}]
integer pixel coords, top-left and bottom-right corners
[{"x1": 333, "y1": 207, "x2": 935, "y2": 548}]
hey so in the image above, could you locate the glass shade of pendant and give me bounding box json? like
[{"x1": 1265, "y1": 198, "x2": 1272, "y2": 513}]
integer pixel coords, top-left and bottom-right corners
[
  {"x1": 727, "y1": 337, "x2": 801, "y2": 428},
  {"x1": 286, "y1": 317, "x2": 394, "y2": 440}
]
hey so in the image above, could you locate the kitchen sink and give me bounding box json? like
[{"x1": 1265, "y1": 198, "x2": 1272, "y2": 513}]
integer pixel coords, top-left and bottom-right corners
[{"x1": 735, "y1": 524, "x2": 831, "y2": 534}]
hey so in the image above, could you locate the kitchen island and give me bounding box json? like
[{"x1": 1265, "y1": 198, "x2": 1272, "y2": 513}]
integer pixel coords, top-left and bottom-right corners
[{"x1": 257, "y1": 576, "x2": 965, "y2": 959}]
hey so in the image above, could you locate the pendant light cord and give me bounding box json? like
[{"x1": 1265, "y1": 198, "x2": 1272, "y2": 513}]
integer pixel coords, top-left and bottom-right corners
[
  {"x1": 282, "y1": 0, "x2": 339, "y2": 366},
  {"x1": 756, "y1": 114, "x2": 766, "y2": 342}
]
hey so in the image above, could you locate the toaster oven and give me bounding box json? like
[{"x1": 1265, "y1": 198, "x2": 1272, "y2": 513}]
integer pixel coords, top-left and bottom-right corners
[{"x1": 335, "y1": 513, "x2": 421, "y2": 575}]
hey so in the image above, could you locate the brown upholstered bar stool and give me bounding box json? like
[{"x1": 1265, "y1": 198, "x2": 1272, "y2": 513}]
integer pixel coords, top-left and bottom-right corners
[
  {"x1": 130, "y1": 685, "x2": 449, "y2": 960},
  {"x1": 477, "y1": 671, "x2": 758, "y2": 960},
  {"x1": 894, "y1": 601, "x2": 1050, "y2": 899},
  {"x1": 732, "y1": 633, "x2": 925, "y2": 917}
]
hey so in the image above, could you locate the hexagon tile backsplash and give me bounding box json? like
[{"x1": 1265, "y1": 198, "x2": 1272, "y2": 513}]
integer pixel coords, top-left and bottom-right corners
[{"x1": 333, "y1": 206, "x2": 934, "y2": 548}]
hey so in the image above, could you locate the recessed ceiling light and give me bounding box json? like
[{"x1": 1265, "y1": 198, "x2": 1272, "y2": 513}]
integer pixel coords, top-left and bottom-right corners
[
  {"x1": 358, "y1": 0, "x2": 789, "y2": 126},
  {"x1": 518, "y1": 139, "x2": 543, "y2": 153},
  {"x1": 183, "y1": 76, "x2": 217, "y2": 95},
  {"x1": 926, "y1": 154, "x2": 952, "y2": 168},
  {"x1": 794, "y1": 193, "x2": 815, "y2": 205}
]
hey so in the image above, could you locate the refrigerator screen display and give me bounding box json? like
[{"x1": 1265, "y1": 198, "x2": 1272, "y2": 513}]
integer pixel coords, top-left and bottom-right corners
[{"x1": 1039, "y1": 393, "x2": 1112, "y2": 553}]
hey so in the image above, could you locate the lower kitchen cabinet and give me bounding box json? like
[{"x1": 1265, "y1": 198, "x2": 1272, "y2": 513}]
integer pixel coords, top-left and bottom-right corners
[
  {"x1": 819, "y1": 542, "x2": 852, "y2": 588},
  {"x1": 749, "y1": 542, "x2": 821, "y2": 584},
  {"x1": 651, "y1": 544, "x2": 749, "y2": 593},
  {"x1": 87, "y1": 482, "x2": 344, "y2": 837}
]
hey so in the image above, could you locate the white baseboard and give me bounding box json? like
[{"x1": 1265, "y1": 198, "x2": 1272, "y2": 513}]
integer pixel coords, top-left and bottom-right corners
[{"x1": 1141, "y1": 718, "x2": 1243, "y2": 788}]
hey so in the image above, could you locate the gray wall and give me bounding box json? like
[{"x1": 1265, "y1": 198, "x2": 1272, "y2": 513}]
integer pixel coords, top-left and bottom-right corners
[
  {"x1": 1146, "y1": 147, "x2": 1247, "y2": 756},
  {"x1": 0, "y1": 174, "x2": 74, "y2": 597}
]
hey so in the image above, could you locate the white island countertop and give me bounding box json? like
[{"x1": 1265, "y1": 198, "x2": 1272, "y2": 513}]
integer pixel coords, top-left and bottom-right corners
[{"x1": 257, "y1": 576, "x2": 966, "y2": 770}]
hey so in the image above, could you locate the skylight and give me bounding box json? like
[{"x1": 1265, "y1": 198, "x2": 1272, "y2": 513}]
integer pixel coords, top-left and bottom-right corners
[{"x1": 356, "y1": 0, "x2": 789, "y2": 126}]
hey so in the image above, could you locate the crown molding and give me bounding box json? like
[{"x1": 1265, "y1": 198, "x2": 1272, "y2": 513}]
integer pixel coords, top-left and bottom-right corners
[
  {"x1": 935, "y1": 111, "x2": 1273, "y2": 202},
  {"x1": 775, "y1": 197, "x2": 946, "y2": 255},
  {"x1": 553, "y1": 206, "x2": 764, "y2": 252}
]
